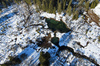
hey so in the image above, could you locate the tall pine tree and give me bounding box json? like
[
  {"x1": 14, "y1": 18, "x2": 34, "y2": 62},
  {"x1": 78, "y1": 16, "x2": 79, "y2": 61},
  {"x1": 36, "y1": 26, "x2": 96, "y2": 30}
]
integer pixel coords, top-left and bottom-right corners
[
  {"x1": 53, "y1": 7, "x2": 56, "y2": 14},
  {"x1": 63, "y1": 0, "x2": 66, "y2": 11},
  {"x1": 91, "y1": 0, "x2": 99, "y2": 8},
  {"x1": 66, "y1": 0, "x2": 72, "y2": 15},
  {"x1": 49, "y1": 0, "x2": 53, "y2": 13},
  {"x1": 36, "y1": 0, "x2": 41, "y2": 10},
  {"x1": 42, "y1": 0, "x2": 46, "y2": 11},
  {"x1": 85, "y1": 1, "x2": 90, "y2": 11},
  {"x1": 72, "y1": 10, "x2": 79, "y2": 20},
  {"x1": 57, "y1": 1, "x2": 62, "y2": 14}
]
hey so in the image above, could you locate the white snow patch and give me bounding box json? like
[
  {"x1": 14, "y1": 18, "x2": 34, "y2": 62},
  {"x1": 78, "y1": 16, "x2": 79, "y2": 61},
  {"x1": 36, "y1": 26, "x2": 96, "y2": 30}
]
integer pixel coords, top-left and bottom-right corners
[{"x1": 93, "y1": 3, "x2": 100, "y2": 18}]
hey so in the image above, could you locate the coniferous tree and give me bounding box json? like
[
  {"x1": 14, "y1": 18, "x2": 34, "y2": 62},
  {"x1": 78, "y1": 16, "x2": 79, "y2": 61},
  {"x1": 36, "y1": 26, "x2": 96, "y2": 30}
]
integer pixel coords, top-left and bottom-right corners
[
  {"x1": 91, "y1": 0, "x2": 99, "y2": 8},
  {"x1": 45, "y1": 1, "x2": 49, "y2": 12},
  {"x1": 85, "y1": 1, "x2": 90, "y2": 11},
  {"x1": 53, "y1": 7, "x2": 56, "y2": 14},
  {"x1": 72, "y1": 8, "x2": 75, "y2": 14},
  {"x1": 66, "y1": 0, "x2": 72, "y2": 15},
  {"x1": 2, "y1": 1, "x2": 7, "y2": 7},
  {"x1": 39, "y1": 52, "x2": 50, "y2": 66},
  {"x1": 75, "y1": 10, "x2": 79, "y2": 19},
  {"x1": 36, "y1": 0, "x2": 41, "y2": 10},
  {"x1": 68, "y1": 0, "x2": 72, "y2": 6},
  {"x1": 42, "y1": 0, "x2": 46, "y2": 11},
  {"x1": 33, "y1": 0, "x2": 36, "y2": 4},
  {"x1": 95, "y1": 0, "x2": 99, "y2": 5},
  {"x1": 68, "y1": 6, "x2": 72, "y2": 16},
  {"x1": 91, "y1": 2, "x2": 94, "y2": 8},
  {"x1": 49, "y1": 0, "x2": 53, "y2": 13},
  {"x1": 57, "y1": 1, "x2": 62, "y2": 14},
  {"x1": 66, "y1": 5, "x2": 72, "y2": 16},
  {"x1": 91, "y1": 1, "x2": 96, "y2": 8},
  {"x1": 72, "y1": 10, "x2": 79, "y2": 20},
  {"x1": 63, "y1": 0, "x2": 66, "y2": 11}
]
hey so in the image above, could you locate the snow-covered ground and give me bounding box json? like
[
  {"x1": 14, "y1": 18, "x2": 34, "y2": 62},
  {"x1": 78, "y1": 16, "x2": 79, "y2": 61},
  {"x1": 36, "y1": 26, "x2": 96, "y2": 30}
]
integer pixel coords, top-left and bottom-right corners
[
  {"x1": 41, "y1": 5, "x2": 100, "y2": 65},
  {"x1": 0, "y1": 2, "x2": 100, "y2": 66},
  {"x1": 93, "y1": 3, "x2": 100, "y2": 18},
  {"x1": 0, "y1": 3, "x2": 52, "y2": 65}
]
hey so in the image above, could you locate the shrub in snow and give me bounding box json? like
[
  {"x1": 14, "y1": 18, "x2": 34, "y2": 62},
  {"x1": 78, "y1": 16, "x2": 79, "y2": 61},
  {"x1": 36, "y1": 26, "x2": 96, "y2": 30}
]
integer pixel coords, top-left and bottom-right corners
[
  {"x1": 37, "y1": 34, "x2": 52, "y2": 48},
  {"x1": 51, "y1": 37, "x2": 59, "y2": 47},
  {"x1": 39, "y1": 52, "x2": 50, "y2": 66},
  {"x1": 98, "y1": 36, "x2": 100, "y2": 42},
  {"x1": 20, "y1": 53, "x2": 27, "y2": 60},
  {"x1": 0, "y1": 56, "x2": 21, "y2": 65}
]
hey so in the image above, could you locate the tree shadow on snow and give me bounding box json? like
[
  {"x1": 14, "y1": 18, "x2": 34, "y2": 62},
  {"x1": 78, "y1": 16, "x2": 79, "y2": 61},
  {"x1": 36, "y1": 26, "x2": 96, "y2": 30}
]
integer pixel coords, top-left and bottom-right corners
[
  {"x1": 0, "y1": 12, "x2": 17, "y2": 23},
  {"x1": 59, "y1": 31, "x2": 73, "y2": 46}
]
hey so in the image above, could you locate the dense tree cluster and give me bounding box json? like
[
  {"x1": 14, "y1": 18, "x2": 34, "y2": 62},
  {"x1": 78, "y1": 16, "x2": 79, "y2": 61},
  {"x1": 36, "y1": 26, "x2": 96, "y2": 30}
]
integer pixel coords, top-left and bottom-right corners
[
  {"x1": 33, "y1": 0, "x2": 70, "y2": 14},
  {"x1": 0, "y1": 0, "x2": 99, "y2": 19},
  {"x1": 0, "y1": 0, "x2": 70, "y2": 13}
]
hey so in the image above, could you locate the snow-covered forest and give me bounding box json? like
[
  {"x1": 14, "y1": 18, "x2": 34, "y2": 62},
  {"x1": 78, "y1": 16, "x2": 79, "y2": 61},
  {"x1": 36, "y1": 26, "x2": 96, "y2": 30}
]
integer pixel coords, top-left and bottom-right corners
[{"x1": 0, "y1": 0, "x2": 100, "y2": 66}]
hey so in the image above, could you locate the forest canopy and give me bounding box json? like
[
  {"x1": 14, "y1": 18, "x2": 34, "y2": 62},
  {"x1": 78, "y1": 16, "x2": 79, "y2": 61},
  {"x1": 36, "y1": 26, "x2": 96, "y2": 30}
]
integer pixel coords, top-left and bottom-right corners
[{"x1": 0, "y1": 0, "x2": 99, "y2": 18}]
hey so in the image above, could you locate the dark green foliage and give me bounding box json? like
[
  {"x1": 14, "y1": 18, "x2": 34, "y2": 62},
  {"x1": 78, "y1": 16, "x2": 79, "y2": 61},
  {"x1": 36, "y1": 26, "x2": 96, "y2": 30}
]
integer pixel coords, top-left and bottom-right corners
[
  {"x1": 20, "y1": 53, "x2": 27, "y2": 60},
  {"x1": 46, "y1": 18, "x2": 71, "y2": 33},
  {"x1": 85, "y1": 1, "x2": 90, "y2": 11},
  {"x1": 1, "y1": 0, "x2": 13, "y2": 7},
  {"x1": 33, "y1": 0, "x2": 36, "y2": 4},
  {"x1": 2, "y1": 1, "x2": 7, "y2": 7},
  {"x1": 91, "y1": 2, "x2": 95, "y2": 8},
  {"x1": 0, "y1": 56, "x2": 21, "y2": 66},
  {"x1": 39, "y1": 52, "x2": 50, "y2": 66},
  {"x1": 8, "y1": 56, "x2": 21, "y2": 64},
  {"x1": 1, "y1": 0, "x2": 99, "y2": 20},
  {"x1": 68, "y1": 0, "x2": 72, "y2": 6},
  {"x1": 72, "y1": 10, "x2": 79, "y2": 20},
  {"x1": 35, "y1": 0, "x2": 67, "y2": 14},
  {"x1": 91, "y1": 0, "x2": 99, "y2": 8},
  {"x1": 0, "y1": 0, "x2": 78, "y2": 15},
  {"x1": 51, "y1": 37, "x2": 59, "y2": 46},
  {"x1": 0, "y1": 64, "x2": 6, "y2": 66}
]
